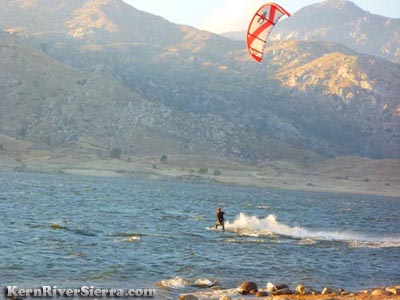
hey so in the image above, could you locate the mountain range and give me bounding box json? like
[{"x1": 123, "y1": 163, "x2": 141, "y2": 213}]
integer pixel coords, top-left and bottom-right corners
[{"x1": 0, "y1": 0, "x2": 399, "y2": 167}]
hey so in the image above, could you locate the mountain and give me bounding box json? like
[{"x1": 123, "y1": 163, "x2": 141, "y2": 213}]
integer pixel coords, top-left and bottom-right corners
[
  {"x1": 0, "y1": 0, "x2": 399, "y2": 162},
  {"x1": 0, "y1": 30, "x2": 286, "y2": 161},
  {"x1": 224, "y1": 0, "x2": 400, "y2": 64}
]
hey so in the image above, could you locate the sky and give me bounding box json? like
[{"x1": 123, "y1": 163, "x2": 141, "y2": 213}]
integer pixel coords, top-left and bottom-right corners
[{"x1": 122, "y1": 0, "x2": 400, "y2": 33}]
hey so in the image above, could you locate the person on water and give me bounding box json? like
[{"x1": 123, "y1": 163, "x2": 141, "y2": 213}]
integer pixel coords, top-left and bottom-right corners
[{"x1": 216, "y1": 207, "x2": 225, "y2": 231}]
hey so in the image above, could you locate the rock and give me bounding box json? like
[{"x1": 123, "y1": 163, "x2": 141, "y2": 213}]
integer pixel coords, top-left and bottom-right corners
[
  {"x1": 266, "y1": 282, "x2": 276, "y2": 293},
  {"x1": 273, "y1": 288, "x2": 293, "y2": 295},
  {"x1": 386, "y1": 286, "x2": 400, "y2": 295},
  {"x1": 219, "y1": 296, "x2": 231, "y2": 300},
  {"x1": 275, "y1": 284, "x2": 289, "y2": 290},
  {"x1": 371, "y1": 288, "x2": 390, "y2": 296},
  {"x1": 192, "y1": 279, "x2": 219, "y2": 288},
  {"x1": 321, "y1": 287, "x2": 335, "y2": 294},
  {"x1": 255, "y1": 291, "x2": 268, "y2": 297},
  {"x1": 337, "y1": 288, "x2": 350, "y2": 295},
  {"x1": 179, "y1": 295, "x2": 198, "y2": 300},
  {"x1": 211, "y1": 285, "x2": 221, "y2": 290},
  {"x1": 296, "y1": 284, "x2": 305, "y2": 295},
  {"x1": 266, "y1": 283, "x2": 289, "y2": 293},
  {"x1": 51, "y1": 223, "x2": 66, "y2": 229},
  {"x1": 238, "y1": 281, "x2": 258, "y2": 295}
]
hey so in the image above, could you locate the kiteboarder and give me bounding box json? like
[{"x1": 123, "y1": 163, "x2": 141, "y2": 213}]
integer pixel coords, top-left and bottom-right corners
[{"x1": 215, "y1": 207, "x2": 225, "y2": 231}]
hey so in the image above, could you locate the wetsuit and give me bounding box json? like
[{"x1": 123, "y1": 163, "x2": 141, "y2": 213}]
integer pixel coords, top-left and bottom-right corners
[{"x1": 216, "y1": 211, "x2": 225, "y2": 230}]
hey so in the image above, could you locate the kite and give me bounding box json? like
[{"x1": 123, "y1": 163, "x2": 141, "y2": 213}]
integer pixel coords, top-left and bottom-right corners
[{"x1": 247, "y1": 2, "x2": 291, "y2": 62}]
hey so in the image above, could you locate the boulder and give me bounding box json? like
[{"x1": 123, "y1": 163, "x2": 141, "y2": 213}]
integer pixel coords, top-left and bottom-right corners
[
  {"x1": 321, "y1": 287, "x2": 335, "y2": 295},
  {"x1": 238, "y1": 281, "x2": 258, "y2": 295},
  {"x1": 255, "y1": 291, "x2": 268, "y2": 297},
  {"x1": 266, "y1": 282, "x2": 276, "y2": 293},
  {"x1": 275, "y1": 284, "x2": 289, "y2": 290},
  {"x1": 192, "y1": 279, "x2": 219, "y2": 288},
  {"x1": 273, "y1": 288, "x2": 293, "y2": 296},
  {"x1": 386, "y1": 287, "x2": 400, "y2": 295},
  {"x1": 371, "y1": 288, "x2": 390, "y2": 296},
  {"x1": 338, "y1": 288, "x2": 350, "y2": 296},
  {"x1": 296, "y1": 284, "x2": 305, "y2": 295},
  {"x1": 266, "y1": 283, "x2": 289, "y2": 293},
  {"x1": 179, "y1": 295, "x2": 198, "y2": 300}
]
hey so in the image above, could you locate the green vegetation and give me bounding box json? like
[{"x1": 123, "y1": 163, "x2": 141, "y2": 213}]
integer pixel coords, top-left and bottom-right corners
[
  {"x1": 213, "y1": 169, "x2": 222, "y2": 176},
  {"x1": 110, "y1": 147, "x2": 122, "y2": 159},
  {"x1": 160, "y1": 154, "x2": 168, "y2": 163},
  {"x1": 198, "y1": 167, "x2": 208, "y2": 174}
]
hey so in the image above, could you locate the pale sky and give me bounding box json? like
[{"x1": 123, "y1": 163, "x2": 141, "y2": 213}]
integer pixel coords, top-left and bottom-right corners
[{"x1": 122, "y1": 0, "x2": 400, "y2": 33}]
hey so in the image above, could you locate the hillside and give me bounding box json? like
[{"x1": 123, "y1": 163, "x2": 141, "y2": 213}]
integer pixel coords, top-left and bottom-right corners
[
  {"x1": 271, "y1": 0, "x2": 400, "y2": 64},
  {"x1": 0, "y1": 0, "x2": 399, "y2": 162},
  {"x1": 0, "y1": 30, "x2": 286, "y2": 161}
]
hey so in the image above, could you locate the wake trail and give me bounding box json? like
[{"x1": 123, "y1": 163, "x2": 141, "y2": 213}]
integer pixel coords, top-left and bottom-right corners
[{"x1": 224, "y1": 213, "x2": 400, "y2": 248}]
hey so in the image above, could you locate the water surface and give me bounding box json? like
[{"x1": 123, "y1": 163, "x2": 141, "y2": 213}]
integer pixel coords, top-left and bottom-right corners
[{"x1": 1, "y1": 171, "x2": 399, "y2": 298}]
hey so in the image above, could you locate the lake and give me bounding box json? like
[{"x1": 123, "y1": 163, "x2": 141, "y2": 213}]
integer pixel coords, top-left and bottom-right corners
[{"x1": 1, "y1": 171, "x2": 399, "y2": 299}]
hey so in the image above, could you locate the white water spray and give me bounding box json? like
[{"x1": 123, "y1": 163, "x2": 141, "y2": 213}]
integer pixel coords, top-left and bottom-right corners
[{"x1": 224, "y1": 213, "x2": 400, "y2": 248}]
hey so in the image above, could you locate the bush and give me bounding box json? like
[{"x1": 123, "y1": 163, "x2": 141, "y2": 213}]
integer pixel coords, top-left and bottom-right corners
[
  {"x1": 213, "y1": 169, "x2": 222, "y2": 176},
  {"x1": 198, "y1": 167, "x2": 208, "y2": 174},
  {"x1": 160, "y1": 154, "x2": 168, "y2": 163},
  {"x1": 110, "y1": 147, "x2": 122, "y2": 159}
]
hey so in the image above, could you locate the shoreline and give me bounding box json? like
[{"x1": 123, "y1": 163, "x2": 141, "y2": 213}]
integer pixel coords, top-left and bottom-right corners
[
  {"x1": 1, "y1": 154, "x2": 399, "y2": 198},
  {"x1": 178, "y1": 281, "x2": 400, "y2": 300},
  {"x1": 3, "y1": 165, "x2": 399, "y2": 199}
]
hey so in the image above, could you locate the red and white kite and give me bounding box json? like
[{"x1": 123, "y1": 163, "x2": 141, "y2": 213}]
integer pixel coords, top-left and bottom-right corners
[{"x1": 247, "y1": 2, "x2": 291, "y2": 62}]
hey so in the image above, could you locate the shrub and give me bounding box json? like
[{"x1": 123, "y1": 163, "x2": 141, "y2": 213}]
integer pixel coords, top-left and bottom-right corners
[
  {"x1": 110, "y1": 147, "x2": 122, "y2": 159},
  {"x1": 213, "y1": 169, "x2": 222, "y2": 176},
  {"x1": 160, "y1": 154, "x2": 168, "y2": 163},
  {"x1": 198, "y1": 167, "x2": 208, "y2": 174}
]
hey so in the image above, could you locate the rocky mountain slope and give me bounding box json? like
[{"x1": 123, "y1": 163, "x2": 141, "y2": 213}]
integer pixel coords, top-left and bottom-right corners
[
  {"x1": 0, "y1": 0, "x2": 399, "y2": 161},
  {"x1": 2, "y1": 30, "x2": 304, "y2": 162},
  {"x1": 272, "y1": 0, "x2": 400, "y2": 64}
]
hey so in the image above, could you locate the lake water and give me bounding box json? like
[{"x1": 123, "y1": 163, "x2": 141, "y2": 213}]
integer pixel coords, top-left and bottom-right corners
[{"x1": 1, "y1": 171, "x2": 399, "y2": 299}]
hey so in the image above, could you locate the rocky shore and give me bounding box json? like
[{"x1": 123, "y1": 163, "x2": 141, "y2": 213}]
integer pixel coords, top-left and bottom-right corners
[{"x1": 179, "y1": 281, "x2": 400, "y2": 300}]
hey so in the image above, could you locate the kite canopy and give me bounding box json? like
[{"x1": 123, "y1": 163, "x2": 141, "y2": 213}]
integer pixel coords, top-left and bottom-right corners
[{"x1": 247, "y1": 2, "x2": 291, "y2": 62}]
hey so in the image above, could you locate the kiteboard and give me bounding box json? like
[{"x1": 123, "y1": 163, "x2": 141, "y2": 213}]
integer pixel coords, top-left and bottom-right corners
[{"x1": 206, "y1": 225, "x2": 225, "y2": 232}]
